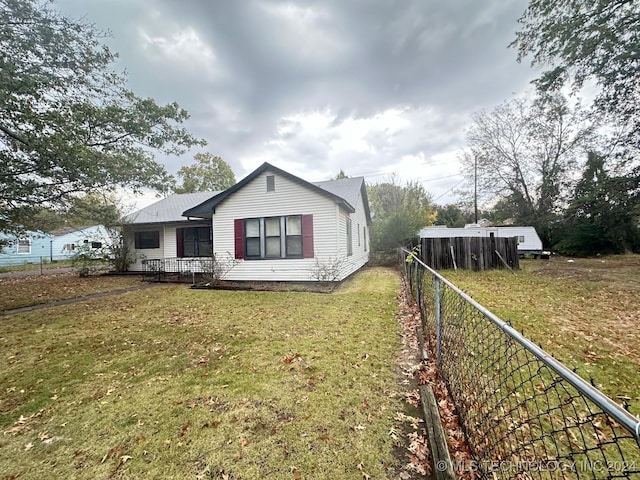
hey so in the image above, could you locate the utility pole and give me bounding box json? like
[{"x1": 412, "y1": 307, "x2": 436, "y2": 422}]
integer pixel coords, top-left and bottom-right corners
[{"x1": 474, "y1": 153, "x2": 478, "y2": 223}]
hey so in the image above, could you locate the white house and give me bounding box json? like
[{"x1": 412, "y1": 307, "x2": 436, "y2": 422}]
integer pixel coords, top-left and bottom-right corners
[
  {"x1": 419, "y1": 224, "x2": 543, "y2": 256},
  {"x1": 122, "y1": 163, "x2": 372, "y2": 282}
]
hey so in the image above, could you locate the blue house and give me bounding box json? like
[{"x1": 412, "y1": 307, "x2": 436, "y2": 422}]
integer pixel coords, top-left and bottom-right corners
[
  {"x1": 0, "y1": 231, "x2": 53, "y2": 267},
  {"x1": 49, "y1": 225, "x2": 112, "y2": 261}
]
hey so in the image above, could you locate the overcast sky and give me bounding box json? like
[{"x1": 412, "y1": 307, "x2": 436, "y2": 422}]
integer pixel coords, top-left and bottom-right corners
[{"x1": 55, "y1": 0, "x2": 537, "y2": 205}]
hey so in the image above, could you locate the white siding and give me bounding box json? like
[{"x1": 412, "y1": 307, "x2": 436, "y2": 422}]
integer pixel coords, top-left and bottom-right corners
[
  {"x1": 126, "y1": 222, "x2": 211, "y2": 270},
  {"x1": 126, "y1": 224, "x2": 165, "y2": 271},
  {"x1": 337, "y1": 189, "x2": 370, "y2": 280},
  {"x1": 213, "y1": 172, "x2": 369, "y2": 282}
]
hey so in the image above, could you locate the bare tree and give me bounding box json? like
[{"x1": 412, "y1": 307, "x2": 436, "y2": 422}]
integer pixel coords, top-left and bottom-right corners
[{"x1": 462, "y1": 93, "x2": 595, "y2": 229}]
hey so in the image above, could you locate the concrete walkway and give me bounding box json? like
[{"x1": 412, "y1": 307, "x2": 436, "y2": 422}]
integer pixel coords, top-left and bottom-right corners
[{"x1": 0, "y1": 283, "x2": 161, "y2": 316}]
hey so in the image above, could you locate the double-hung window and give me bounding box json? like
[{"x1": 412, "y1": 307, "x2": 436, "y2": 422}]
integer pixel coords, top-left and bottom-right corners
[
  {"x1": 265, "y1": 217, "x2": 281, "y2": 258},
  {"x1": 285, "y1": 216, "x2": 302, "y2": 256},
  {"x1": 245, "y1": 218, "x2": 261, "y2": 258}
]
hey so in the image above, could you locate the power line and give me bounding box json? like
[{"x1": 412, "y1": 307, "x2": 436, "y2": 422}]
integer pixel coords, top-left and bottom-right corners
[{"x1": 433, "y1": 178, "x2": 466, "y2": 202}]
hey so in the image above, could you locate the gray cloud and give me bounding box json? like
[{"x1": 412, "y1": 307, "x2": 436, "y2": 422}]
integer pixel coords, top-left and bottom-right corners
[{"x1": 54, "y1": 0, "x2": 534, "y2": 203}]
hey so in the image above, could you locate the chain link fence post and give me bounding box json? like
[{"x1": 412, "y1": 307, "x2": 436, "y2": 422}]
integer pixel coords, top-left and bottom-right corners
[{"x1": 434, "y1": 275, "x2": 442, "y2": 367}]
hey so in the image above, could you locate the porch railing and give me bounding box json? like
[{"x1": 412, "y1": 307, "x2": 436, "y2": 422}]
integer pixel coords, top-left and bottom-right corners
[{"x1": 141, "y1": 257, "x2": 213, "y2": 282}]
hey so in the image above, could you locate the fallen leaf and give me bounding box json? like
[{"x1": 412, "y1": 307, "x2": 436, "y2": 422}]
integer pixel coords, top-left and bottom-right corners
[
  {"x1": 24, "y1": 442, "x2": 33, "y2": 451},
  {"x1": 356, "y1": 462, "x2": 371, "y2": 480}
]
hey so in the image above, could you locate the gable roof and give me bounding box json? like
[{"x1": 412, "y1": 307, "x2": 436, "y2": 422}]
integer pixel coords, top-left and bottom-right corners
[
  {"x1": 183, "y1": 162, "x2": 369, "y2": 220},
  {"x1": 314, "y1": 177, "x2": 372, "y2": 225},
  {"x1": 122, "y1": 191, "x2": 221, "y2": 225}
]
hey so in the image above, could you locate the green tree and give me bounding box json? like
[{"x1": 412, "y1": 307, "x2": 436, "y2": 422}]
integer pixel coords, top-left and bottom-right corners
[
  {"x1": 0, "y1": 0, "x2": 204, "y2": 235},
  {"x1": 433, "y1": 204, "x2": 476, "y2": 227},
  {"x1": 510, "y1": 0, "x2": 640, "y2": 150},
  {"x1": 174, "y1": 153, "x2": 236, "y2": 193},
  {"x1": 18, "y1": 192, "x2": 124, "y2": 233},
  {"x1": 554, "y1": 152, "x2": 640, "y2": 255},
  {"x1": 463, "y1": 93, "x2": 594, "y2": 235},
  {"x1": 334, "y1": 170, "x2": 348, "y2": 179},
  {"x1": 368, "y1": 178, "x2": 435, "y2": 253}
]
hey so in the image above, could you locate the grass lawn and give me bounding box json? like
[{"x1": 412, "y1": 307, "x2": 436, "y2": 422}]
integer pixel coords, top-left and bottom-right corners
[
  {"x1": 442, "y1": 255, "x2": 640, "y2": 416},
  {"x1": 0, "y1": 273, "x2": 143, "y2": 311},
  {"x1": 0, "y1": 267, "x2": 405, "y2": 479}
]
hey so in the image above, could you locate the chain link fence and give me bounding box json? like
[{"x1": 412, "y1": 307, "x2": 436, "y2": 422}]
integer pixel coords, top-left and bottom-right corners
[{"x1": 402, "y1": 249, "x2": 640, "y2": 479}]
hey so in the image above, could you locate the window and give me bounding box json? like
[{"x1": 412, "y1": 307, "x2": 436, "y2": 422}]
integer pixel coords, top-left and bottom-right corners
[
  {"x1": 245, "y1": 218, "x2": 261, "y2": 257},
  {"x1": 265, "y1": 217, "x2": 281, "y2": 258},
  {"x1": 285, "y1": 216, "x2": 302, "y2": 256},
  {"x1": 518, "y1": 235, "x2": 525, "y2": 244},
  {"x1": 357, "y1": 223, "x2": 361, "y2": 246},
  {"x1": 17, "y1": 238, "x2": 31, "y2": 254},
  {"x1": 91, "y1": 242, "x2": 103, "y2": 249},
  {"x1": 177, "y1": 226, "x2": 212, "y2": 257},
  {"x1": 363, "y1": 227, "x2": 367, "y2": 252},
  {"x1": 236, "y1": 215, "x2": 312, "y2": 260},
  {"x1": 346, "y1": 218, "x2": 353, "y2": 256},
  {"x1": 135, "y1": 230, "x2": 160, "y2": 249},
  {"x1": 266, "y1": 175, "x2": 275, "y2": 192}
]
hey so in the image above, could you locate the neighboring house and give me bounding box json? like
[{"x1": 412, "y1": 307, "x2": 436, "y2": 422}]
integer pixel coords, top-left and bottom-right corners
[
  {"x1": 123, "y1": 162, "x2": 372, "y2": 282},
  {"x1": 419, "y1": 224, "x2": 543, "y2": 256},
  {"x1": 0, "y1": 231, "x2": 52, "y2": 267},
  {"x1": 49, "y1": 225, "x2": 113, "y2": 261}
]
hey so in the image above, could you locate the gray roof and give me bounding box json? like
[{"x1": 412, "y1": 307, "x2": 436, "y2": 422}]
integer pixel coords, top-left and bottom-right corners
[
  {"x1": 314, "y1": 177, "x2": 364, "y2": 210},
  {"x1": 121, "y1": 191, "x2": 221, "y2": 224},
  {"x1": 122, "y1": 165, "x2": 372, "y2": 225}
]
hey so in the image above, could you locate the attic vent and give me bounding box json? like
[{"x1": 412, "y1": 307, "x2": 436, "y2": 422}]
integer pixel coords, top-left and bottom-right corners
[{"x1": 266, "y1": 175, "x2": 275, "y2": 192}]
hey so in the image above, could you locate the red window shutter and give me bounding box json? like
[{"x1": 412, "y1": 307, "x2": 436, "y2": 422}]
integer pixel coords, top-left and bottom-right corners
[
  {"x1": 302, "y1": 214, "x2": 314, "y2": 258},
  {"x1": 176, "y1": 228, "x2": 184, "y2": 258},
  {"x1": 234, "y1": 219, "x2": 244, "y2": 259}
]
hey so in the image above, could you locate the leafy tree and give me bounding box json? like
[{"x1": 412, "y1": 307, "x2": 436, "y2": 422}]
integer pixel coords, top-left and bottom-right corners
[
  {"x1": 0, "y1": 0, "x2": 204, "y2": 234},
  {"x1": 19, "y1": 192, "x2": 123, "y2": 233},
  {"x1": 334, "y1": 170, "x2": 348, "y2": 179},
  {"x1": 368, "y1": 178, "x2": 435, "y2": 253},
  {"x1": 510, "y1": 0, "x2": 640, "y2": 150},
  {"x1": 463, "y1": 93, "x2": 594, "y2": 235},
  {"x1": 174, "y1": 153, "x2": 236, "y2": 193},
  {"x1": 554, "y1": 152, "x2": 640, "y2": 255},
  {"x1": 433, "y1": 204, "x2": 476, "y2": 227}
]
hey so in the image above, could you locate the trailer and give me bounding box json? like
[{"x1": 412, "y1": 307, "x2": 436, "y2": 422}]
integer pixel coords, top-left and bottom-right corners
[{"x1": 419, "y1": 224, "x2": 544, "y2": 257}]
